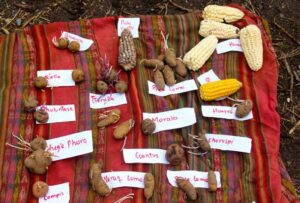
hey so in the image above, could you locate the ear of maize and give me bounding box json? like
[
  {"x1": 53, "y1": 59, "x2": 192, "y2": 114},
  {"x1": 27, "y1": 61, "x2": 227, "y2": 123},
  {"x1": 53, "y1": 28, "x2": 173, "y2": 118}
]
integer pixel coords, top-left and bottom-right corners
[
  {"x1": 240, "y1": 25, "x2": 263, "y2": 71},
  {"x1": 183, "y1": 35, "x2": 218, "y2": 71},
  {"x1": 199, "y1": 20, "x2": 240, "y2": 39},
  {"x1": 203, "y1": 5, "x2": 244, "y2": 23},
  {"x1": 200, "y1": 79, "x2": 242, "y2": 101},
  {"x1": 118, "y1": 29, "x2": 136, "y2": 71}
]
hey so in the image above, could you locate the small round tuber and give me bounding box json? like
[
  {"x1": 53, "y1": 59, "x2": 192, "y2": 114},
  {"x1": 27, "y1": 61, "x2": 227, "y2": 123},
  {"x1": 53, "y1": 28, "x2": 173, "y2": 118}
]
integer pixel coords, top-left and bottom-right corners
[
  {"x1": 115, "y1": 81, "x2": 128, "y2": 93},
  {"x1": 144, "y1": 173, "x2": 155, "y2": 201},
  {"x1": 235, "y1": 99, "x2": 253, "y2": 118},
  {"x1": 165, "y1": 143, "x2": 185, "y2": 166},
  {"x1": 197, "y1": 130, "x2": 211, "y2": 152},
  {"x1": 72, "y1": 69, "x2": 85, "y2": 83},
  {"x1": 34, "y1": 77, "x2": 48, "y2": 89},
  {"x1": 34, "y1": 109, "x2": 49, "y2": 123},
  {"x1": 32, "y1": 181, "x2": 49, "y2": 198},
  {"x1": 68, "y1": 41, "x2": 80, "y2": 52},
  {"x1": 96, "y1": 80, "x2": 108, "y2": 94},
  {"x1": 157, "y1": 54, "x2": 165, "y2": 61},
  {"x1": 141, "y1": 119, "x2": 156, "y2": 135},
  {"x1": 52, "y1": 37, "x2": 69, "y2": 49},
  {"x1": 24, "y1": 95, "x2": 38, "y2": 113},
  {"x1": 30, "y1": 137, "x2": 47, "y2": 151},
  {"x1": 24, "y1": 149, "x2": 52, "y2": 175}
]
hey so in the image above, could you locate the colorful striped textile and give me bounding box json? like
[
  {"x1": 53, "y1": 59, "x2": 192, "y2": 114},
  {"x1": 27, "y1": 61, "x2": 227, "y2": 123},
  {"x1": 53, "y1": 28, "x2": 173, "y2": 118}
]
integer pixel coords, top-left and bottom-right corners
[{"x1": 0, "y1": 4, "x2": 298, "y2": 203}]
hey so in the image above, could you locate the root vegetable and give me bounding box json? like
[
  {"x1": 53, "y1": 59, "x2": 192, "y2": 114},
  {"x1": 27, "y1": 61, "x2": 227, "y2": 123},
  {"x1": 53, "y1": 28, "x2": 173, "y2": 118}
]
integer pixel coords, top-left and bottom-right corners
[
  {"x1": 115, "y1": 80, "x2": 128, "y2": 93},
  {"x1": 103, "y1": 68, "x2": 117, "y2": 83},
  {"x1": 97, "y1": 80, "x2": 108, "y2": 94},
  {"x1": 52, "y1": 37, "x2": 69, "y2": 49},
  {"x1": 165, "y1": 144, "x2": 185, "y2": 166},
  {"x1": 30, "y1": 137, "x2": 47, "y2": 151},
  {"x1": 34, "y1": 77, "x2": 48, "y2": 89},
  {"x1": 197, "y1": 130, "x2": 211, "y2": 151},
  {"x1": 24, "y1": 95, "x2": 38, "y2": 113},
  {"x1": 208, "y1": 171, "x2": 217, "y2": 192},
  {"x1": 34, "y1": 109, "x2": 49, "y2": 123},
  {"x1": 144, "y1": 173, "x2": 155, "y2": 201},
  {"x1": 68, "y1": 41, "x2": 80, "y2": 52},
  {"x1": 176, "y1": 178, "x2": 197, "y2": 200},
  {"x1": 153, "y1": 69, "x2": 165, "y2": 90},
  {"x1": 97, "y1": 109, "x2": 121, "y2": 128},
  {"x1": 142, "y1": 59, "x2": 164, "y2": 70},
  {"x1": 175, "y1": 59, "x2": 187, "y2": 77},
  {"x1": 113, "y1": 119, "x2": 135, "y2": 139},
  {"x1": 157, "y1": 54, "x2": 165, "y2": 61},
  {"x1": 72, "y1": 69, "x2": 85, "y2": 83},
  {"x1": 89, "y1": 162, "x2": 112, "y2": 196},
  {"x1": 24, "y1": 149, "x2": 52, "y2": 175},
  {"x1": 163, "y1": 65, "x2": 176, "y2": 86},
  {"x1": 165, "y1": 48, "x2": 177, "y2": 67},
  {"x1": 235, "y1": 99, "x2": 253, "y2": 118},
  {"x1": 141, "y1": 118, "x2": 156, "y2": 135},
  {"x1": 32, "y1": 181, "x2": 49, "y2": 198}
]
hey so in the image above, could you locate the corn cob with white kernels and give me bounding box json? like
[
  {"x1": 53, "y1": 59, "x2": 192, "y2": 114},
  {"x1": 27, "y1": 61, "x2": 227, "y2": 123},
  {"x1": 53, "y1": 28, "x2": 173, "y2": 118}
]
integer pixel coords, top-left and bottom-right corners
[
  {"x1": 203, "y1": 5, "x2": 244, "y2": 23},
  {"x1": 183, "y1": 35, "x2": 218, "y2": 71},
  {"x1": 199, "y1": 20, "x2": 240, "y2": 39},
  {"x1": 200, "y1": 79, "x2": 242, "y2": 101},
  {"x1": 118, "y1": 29, "x2": 136, "y2": 71},
  {"x1": 240, "y1": 25, "x2": 263, "y2": 71}
]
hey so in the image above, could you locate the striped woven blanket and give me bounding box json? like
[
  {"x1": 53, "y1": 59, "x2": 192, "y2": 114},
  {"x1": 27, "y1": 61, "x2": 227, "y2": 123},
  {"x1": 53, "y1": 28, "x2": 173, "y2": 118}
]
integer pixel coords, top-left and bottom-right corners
[{"x1": 0, "y1": 4, "x2": 298, "y2": 203}]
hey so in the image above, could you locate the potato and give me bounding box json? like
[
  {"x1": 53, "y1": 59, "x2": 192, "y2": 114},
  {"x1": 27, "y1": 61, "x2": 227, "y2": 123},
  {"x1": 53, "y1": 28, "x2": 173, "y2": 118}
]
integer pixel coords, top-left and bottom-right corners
[
  {"x1": 34, "y1": 109, "x2": 49, "y2": 123},
  {"x1": 34, "y1": 77, "x2": 48, "y2": 89},
  {"x1": 24, "y1": 94, "x2": 38, "y2": 113},
  {"x1": 89, "y1": 162, "x2": 112, "y2": 196},
  {"x1": 96, "y1": 80, "x2": 108, "y2": 94},
  {"x1": 163, "y1": 65, "x2": 176, "y2": 86},
  {"x1": 197, "y1": 130, "x2": 211, "y2": 152},
  {"x1": 176, "y1": 178, "x2": 197, "y2": 200},
  {"x1": 30, "y1": 137, "x2": 47, "y2": 151},
  {"x1": 32, "y1": 181, "x2": 49, "y2": 198},
  {"x1": 165, "y1": 48, "x2": 177, "y2": 67},
  {"x1": 68, "y1": 41, "x2": 80, "y2": 52},
  {"x1": 165, "y1": 144, "x2": 185, "y2": 166},
  {"x1": 141, "y1": 118, "x2": 156, "y2": 135},
  {"x1": 153, "y1": 69, "x2": 165, "y2": 90},
  {"x1": 115, "y1": 80, "x2": 128, "y2": 93},
  {"x1": 142, "y1": 59, "x2": 164, "y2": 70},
  {"x1": 157, "y1": 54, "x2": 165, "y2": 61},
  {"x1": 72, "y1": 69, "x2": 85, "y2": 83},
  {"x1": 97, "y1": 109, "x2": 121, "y2": 128},
  {"x1": 24, "y1": 149, "x2": 52, "y2": 175},
  {"x1": 175, "y1": 59, "x2": 187, "y2": 77},
  {"x1": 113, "y1": 119, "x2": 135, "y2": 139},
  {"x1": 208, "y1": 171, "x2": 217, "y2": 192},
  {"x1": 144, "y1": 173, "x2": 155, "y2": 201},
  {"x1": 235, "y1": 99, "x2": 253, "y2": 118}
]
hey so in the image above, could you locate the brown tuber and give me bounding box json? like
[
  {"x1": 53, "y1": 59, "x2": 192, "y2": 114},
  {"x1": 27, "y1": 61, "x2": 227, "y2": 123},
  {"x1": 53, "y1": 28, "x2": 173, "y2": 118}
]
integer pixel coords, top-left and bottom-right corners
[
  {"x1": 163, "y1": 65, "x2": 176, "y2": 86},
  {"x1": 165, "y1": 48, "x2": 177, "y2": 67},
  {"x1": 197, "y1": 130, "x2": 211, "y2": 152},
  {"x1": 97, "y1": 109, "x2": 121, "y2": 128},
  {"x1": 68, "y1": 41, "x2": 80, "y2": 52},
  {"x1": 144, "y1": 173, "x2": 155, "y2": 201},
  {"x1": 113, "y1": 119, "x2": 135, "y2": 139},
  {"x1": 96, "y1": 80, "x2": 108, "y2": 94},
  {"x1": 165, "y1": 144, "x2": 185, "y2": 166},
  {"x1": 176, "y1": 178, "x2": 197, "y2": 200},
  {"x1": 24, "y1": 95, "x2": 38, "y2": 113},
  {"x1": 142, "y1": 59, "x2": 164, "y2": 70},
  {"x1": 52, "y1": 37, "x2": 69, "y2": 49},
  {"x1": 103, "y1": 69, "x2": 117, "y2": 83},
  {"x1": 24, "y1": 149, "x2": 52, "y2": 175},
  {"x1": 175, "y1": 59, "x2": 187, "y2": 77},
  {"x1": 34, "y1": 77, "x2": 48, "y2": 89},
  {"x1": 34, "y1": 109, "x2": 49, "y2": 123},
  {"x1": 208, "y1": 171, "x2": 218, "y2": 192},
  {"x1": 89, "y1": 162, "x2": 112, "y2": 196},
  {"x1": 30, "y1": 136, "x2": 47, "y2": 151},
  {"x1": 153, "y1": 69, "x2": 165, "y2": 90},
  {"x1": 235, "y1": 99, "x2": 253, "y2": 118},
  {"x1": 72, "y1": 69, "x2": 85, "y2": 83},
  {"x1": 157, "y1": 54, "x2": 165, "y2": 61},
  {"x1": 32, "y1": 181, "x2": 49, "y2": 198},
  {"x1": 141, "y1": 118, "x2": 156, "y2": 135},
  {"x1": 115, "y1": 81, "x2": 128, "y2": 93}
]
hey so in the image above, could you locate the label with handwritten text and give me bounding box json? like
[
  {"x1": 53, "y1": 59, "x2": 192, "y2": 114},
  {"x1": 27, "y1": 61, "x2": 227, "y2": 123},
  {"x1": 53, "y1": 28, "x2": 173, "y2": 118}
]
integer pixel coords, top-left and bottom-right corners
[
  {"x1": 117, "y1": 18, "x2": 140, "y2": 38},
  {"x1": 148, "y1": 80, "x2": 197, "y2": 96},
  {"x1": 216, "y1": 39, "x2": 243, "y2": 54},
  {"x1": 37, "y1": 70, "x2": 75, "y2": 87},
  {"x1": 123, "y1": 148, "x2": 169, "y2": 164},
  {"x1": 39, "y1": 182, "x2": 70, "y2": 203},
  {"x1": 61, "y1": 32, "x2": 93, "y2": 51},
  {"x1": 89, "y1": 93, "x2": 127, "y2": 109},
  {"x1": 36, "y1": 105, "x2": 76, "y2": 124},
  {"x1": 101, "y1": 171, "x2": 146, "y2": 188},
  {"x1": 197, "y1": 70, "x2": 220, "y2": 85}
]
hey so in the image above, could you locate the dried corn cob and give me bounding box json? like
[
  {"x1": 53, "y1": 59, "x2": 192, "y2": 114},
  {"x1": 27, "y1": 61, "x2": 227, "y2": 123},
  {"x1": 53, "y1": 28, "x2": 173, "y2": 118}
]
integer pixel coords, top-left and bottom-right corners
[
  {"x1": 118, "y1": 29, "x2": 136, "y2": 71},
  {"x1": 200, "y1": 79, "x2": 242, "y2": 101},
  {"x1": 199, "y1": 20, "x2": 240, "y2": 39},
  {"x1": 203, "y1": 5, "x2": 244, "y2": 23},
  {"x1": 183, "y1": 35, "x2": 218, "y2": 71},
  {"x1": 240, "y1": 25, "x2": 263, "y2": 71}
]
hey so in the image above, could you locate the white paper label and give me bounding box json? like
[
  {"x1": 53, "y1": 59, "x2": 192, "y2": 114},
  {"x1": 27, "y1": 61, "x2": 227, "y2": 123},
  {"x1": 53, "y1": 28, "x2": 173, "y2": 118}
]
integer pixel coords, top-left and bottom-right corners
[
  {"x1": 89, "y1": 93, "x2": 127, "y2": 109},
  {"x1": 101, "y1": 171, "x2": 146, "y2": 188},
  {"x1": 201, "y1": 105, "x2": 253, "y2": 121},
  {"x1": 143, "y1": 108, "x2": 196, "y2": 133},
  {"x1": 206, "y1": 133, "x2": 252, "y2": 153},
  {"x1": 46, "y1": 130, "x2": 93, "y2": 161},
  {"x1": 37, "y1": 70, "x2": 75, "y2": 87},
  {"x1": 39, "y1": 182, "x2": 70, "y2": 203},
  {"x1": 216, "y1": 39, "x2": 243, "y2": 54},
  {"x1": 118, "y1": 18, "x2": 140, "y2": 38},
  {"x1": 167, "y1": 170, "x2": 221, "y2": 188},
  {"x1": 61, "y1": 32, "x2": 93, "y2": 51},
  {"x1": 36, "y1": 105, "x2": 76, "y2": 124},
  {"x1": 123, "y1": 148, "x2": 169, "y2": 164},
  {"x1": 197, "y1": 70, "x2": 220, "y2": 85},
  {"x1": 148, "y1": 80, "x2": 197, "y2": 96}
]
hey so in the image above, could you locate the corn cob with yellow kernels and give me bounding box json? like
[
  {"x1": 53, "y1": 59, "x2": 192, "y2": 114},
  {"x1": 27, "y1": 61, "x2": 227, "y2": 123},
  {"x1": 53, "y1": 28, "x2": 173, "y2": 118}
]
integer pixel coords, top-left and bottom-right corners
[
  {"x1": 183, "y1": 35, "x2": 218, "y2": 71},
  {"x1": 199, "y1": 20, "x2": 240, "y2": 39},
  {"x1": 203, "y1": 5, "x2": 244, "y2": 23},
  {"x1": 240, "y1": 24, "x2": 263, "y2": 71},
  {"x1": 200, "y1": 79, "x2": 242, "y2": 101},
  {"x1": 118, "y1": 29, "x2": 136, "y2": 71}
]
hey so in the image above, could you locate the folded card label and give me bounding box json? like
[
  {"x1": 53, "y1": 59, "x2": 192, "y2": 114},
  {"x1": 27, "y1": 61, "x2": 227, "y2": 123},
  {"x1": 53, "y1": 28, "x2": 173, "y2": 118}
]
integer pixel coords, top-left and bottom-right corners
[
  {"x1": 206, "y1": 133, "x2": 252, "y2": 153},
  {"x1": 197, "y1": 70, "x2": 220, "y2": 85},
  {"x1": 36, "y1": 105, "x2": 76, "y2": 124},
  {"x1": 148, "y1": 80, "x2": 197, "y2": 96},
  {"x1": 201, "y1": 105, "x2": 253, "y2": 121},
  {"x1": 89, "y1": 93, "x2": 127, "y2": 109},
  {"x1": 37, "y1": 70, "x2": 75, "y2": 87},
  {"x1": 216, "y1": 39, "x2": 243, "y2": 54},
  {"x1": 118, "y1": 18, "x2": 140, "y2": 38},
  {"x1": 101, "y1": 171, "x2": 146, "y2": 188},
  {"x1": 123, "y1": 148, "x2": 169, "y2": 164},
  {"x1": 167, "y1": 170, "x2": 221, "y2": 188},
  {"x1": 61, "y1": 31, "x2": 93, "y2": 51},
  {"x1": 143, "y1": 108, "x2": 196, "y2": 133},
  {"x1": 39, "y1": 182, "x2": 70, "y2": 203},
  {"x1": 46, "y1": 130, "x2": 93, "y2": 161}
]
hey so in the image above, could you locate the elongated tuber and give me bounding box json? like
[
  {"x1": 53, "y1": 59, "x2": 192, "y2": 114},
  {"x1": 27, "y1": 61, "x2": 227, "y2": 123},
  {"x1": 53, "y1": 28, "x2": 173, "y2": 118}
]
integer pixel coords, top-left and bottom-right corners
[
  {"x1": 176, "y1": 178, "x2": 197, "y2": 200},
  {"x1": 208, "y1": 171, "x2": 217, "y2": 192},
  {"x1": 97, "y1": 109, "x2": 121, "y2": 128},
  {"x1": 89, "y1": 162, "x2": 112, "y2": 196},
  {"x1": 113, "y1": 119, "x2": 135, "y2": 139},
  {"x1": 144, "y1": 173, "x2": 155, "y2": 201}
]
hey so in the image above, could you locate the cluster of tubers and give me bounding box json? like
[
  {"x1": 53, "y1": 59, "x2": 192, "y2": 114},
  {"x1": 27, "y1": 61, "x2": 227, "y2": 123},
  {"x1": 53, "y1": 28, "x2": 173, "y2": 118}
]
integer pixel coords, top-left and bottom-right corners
[{"x1": 52, "y1": 36, "x2": 81, "y2": 52}]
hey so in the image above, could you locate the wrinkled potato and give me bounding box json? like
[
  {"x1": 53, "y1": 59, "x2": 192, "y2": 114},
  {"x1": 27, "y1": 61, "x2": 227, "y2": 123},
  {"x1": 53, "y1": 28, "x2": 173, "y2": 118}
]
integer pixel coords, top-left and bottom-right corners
[
  {"x1": 142, "y1": 59, "x2": 164, "y2": 70},
  {"x1": 153, "y1": 69, "x2": 165, "y2": 90},
  {"x1": 34, "y1": 109, "x2": 49, "y2": 123},
  {"x1": 24, "y1": 95, "x2": 38, "y2": 113},
  {"x1": 30, "y1": 137, "x2": 47, "y2": 151},
  {"x1": 24, "y1": 149, "x2": 52, "y2": 175},
  {"x1": 165, "y1": 144, "x2": 185, "y2": 166},
  {"x1": 141, "y1": 118, "x2": 156, "y2": 135},
  {"x1": 176, "y1": 178, "x2": 197, "y2": 200},
  {"x1": 72, "y1": 69, "x2": 85, "y2": 83},
  {"x1": 235, "y1": 99, "x2": 253, "y2": 118},
  {"x1": 163, "y1": 65, "x2": 176, "y2": 86},
  {"x1": 32, "y1": 181, "x2": 49, "y2": 198},
  {"x1": 34, "y1": 77, "x2": 48, "y2": 89}
]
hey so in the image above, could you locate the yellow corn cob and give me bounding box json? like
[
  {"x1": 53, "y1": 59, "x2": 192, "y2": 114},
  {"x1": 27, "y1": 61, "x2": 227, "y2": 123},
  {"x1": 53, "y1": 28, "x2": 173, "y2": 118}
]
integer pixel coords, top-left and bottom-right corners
[
  {"x1": 240, "y1": 24, "x2": 263, "y2": 71},
  {"x1": 200, "y1": 79, "x2": 242, "y2": 101},
  {"x1": 183, "y1": 35, "x2": 218, "y2": 71},
  {"x1": 203, "y1": 5, "x2": 244, "y2": 23},
  {"x1": 199, "y1": 20, "x2": 240, "y2": 39}
]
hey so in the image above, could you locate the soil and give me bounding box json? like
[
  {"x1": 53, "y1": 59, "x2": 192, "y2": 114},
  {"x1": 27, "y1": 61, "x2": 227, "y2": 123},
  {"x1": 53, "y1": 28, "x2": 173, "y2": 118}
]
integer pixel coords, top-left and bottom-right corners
[{"x1": 1, "y1": 0, "x2": 299, "y2": 197}]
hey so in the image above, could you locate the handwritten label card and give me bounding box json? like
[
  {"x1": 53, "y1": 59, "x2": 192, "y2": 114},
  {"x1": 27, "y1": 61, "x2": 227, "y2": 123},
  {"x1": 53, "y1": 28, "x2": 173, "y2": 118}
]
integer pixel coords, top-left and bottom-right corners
[
  {"x1": 148, "y1": 80, "x2": 197, "y2": 96},
  {"x1": 123, "y1": 148, "x2": 169, "y2": 164},
  {"x1": 101, "y1": 171, "x2": 146, "y2": 189},
  {"x1": 46, "y1": 130, "x2": 93, "y2": 161},
  {"x1": 117, "y1": 18, "x2": 140, "y2": 38},
  {"x1": 36, "y1": 105, "x2": 76, "y2": 124},
  {"x1": 37, "y1": 70, "x2": 75, "y2": 87},
  {"x1": 216, "y1": 39, "x2": 243, "y2": 54},
  {"x1": 201, "y1": 105, "x2": 253, "y2": 121},
  {"x1": 197, "y1": 70, "x2": 220, "y2": 85},
  {"x1": 89, "y1": 93, "x2": 127, "y2": 109},
  {"x1": 143, "y1": 108, "x2": 196, "y2": 133},
  {"x1": 206, "y1": 133, "x2": 252, "y2": 153},
  {"x1": 39, "y1": 182, "x2": 70, "y2": 203},
  {"x1": 61, "y1": 32, "x2": 93, "y2": 51},
  {"x1": 167, "y1": 170, "x2": 221, "y2": 188}
]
